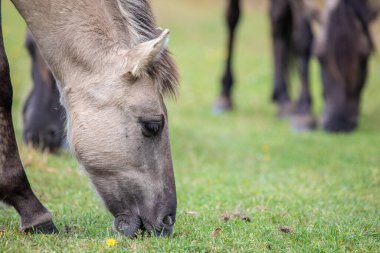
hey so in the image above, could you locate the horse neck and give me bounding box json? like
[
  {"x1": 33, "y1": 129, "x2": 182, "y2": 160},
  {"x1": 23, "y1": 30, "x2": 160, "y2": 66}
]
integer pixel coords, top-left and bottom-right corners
[{"x1": 11, "y1": 0, "x2": 143, "y2": 84}]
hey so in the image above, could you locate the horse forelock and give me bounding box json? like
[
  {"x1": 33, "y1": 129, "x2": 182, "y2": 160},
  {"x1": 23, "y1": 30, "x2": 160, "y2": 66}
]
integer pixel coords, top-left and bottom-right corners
[{"x1": 119, "y1": 0, "x2": 179, "y2": 97}]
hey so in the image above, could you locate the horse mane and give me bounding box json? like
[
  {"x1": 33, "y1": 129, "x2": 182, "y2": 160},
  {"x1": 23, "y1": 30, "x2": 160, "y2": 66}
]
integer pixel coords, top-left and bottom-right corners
[
  {"x1": 325, "y1": 0, "x2": 374, "y2": 91},
  {"x1": 119, "y1": 0, "x2": 179, "y2": 97},
  {"x1": 345, "y1": 0, "x2": 375, "y2": 50}
]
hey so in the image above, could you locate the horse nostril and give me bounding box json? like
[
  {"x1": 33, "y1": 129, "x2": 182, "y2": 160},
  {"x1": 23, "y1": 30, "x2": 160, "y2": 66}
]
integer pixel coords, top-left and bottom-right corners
[
  {"x1": 163, "y1": 215, "x2": 175, "y2": 227},
  {"x1": 45, "y1": 126, "x2": 60, "y2": 143},
  {"x1": 48, "y1": 129, "x2": 56, "y2": 138}
]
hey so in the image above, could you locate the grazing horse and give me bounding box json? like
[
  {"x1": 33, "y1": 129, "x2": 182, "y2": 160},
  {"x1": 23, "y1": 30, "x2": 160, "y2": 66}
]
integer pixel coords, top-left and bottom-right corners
[
  {"x1": 216, "y1": 0, "x2": 379, "y2": 132},
  {"x1": 313, "y1": 0, "x2": 379, "y2": 132},
  {"x1": 0, "y1": 0, "x2": 179, "y2": 237},
  {"x1": 215, "y1": 0, "x2": 315, "y2": 131},
  {"x1": 23, "y1": 32, "x2": 66, "y2": 151}
]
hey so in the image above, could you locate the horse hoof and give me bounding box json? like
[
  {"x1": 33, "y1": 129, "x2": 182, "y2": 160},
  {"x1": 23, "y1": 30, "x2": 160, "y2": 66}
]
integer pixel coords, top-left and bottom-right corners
[
  {"x1": 277, "y1": 102, "x2": 293, "y2": 119},
  {"x1": 22, "y1": 220, "x2": 59, "y2": 234},
  {"x1": 291, "y1": 113, "x2": 317, "y2": 133},
  {"x1": 213, "y1": 95, "x2": 233, "y2": 114}
]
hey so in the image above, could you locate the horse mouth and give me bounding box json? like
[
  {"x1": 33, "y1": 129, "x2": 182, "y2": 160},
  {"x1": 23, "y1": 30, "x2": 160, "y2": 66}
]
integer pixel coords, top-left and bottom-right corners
[
  {"x1": 23, "y1": 130, "x2": 65, "y2": 152},
  {"x1": 114, "y1": 215, "x2": 173, "y2": 238},
  {"x1": 141, "y1": 219, "x2": 174, "y2": 237}
]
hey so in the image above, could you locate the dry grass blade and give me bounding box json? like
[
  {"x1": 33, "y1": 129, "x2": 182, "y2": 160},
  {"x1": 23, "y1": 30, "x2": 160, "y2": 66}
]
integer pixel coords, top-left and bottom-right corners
[
  {"x1": 211, "y1": 227, "x2": 222, "y2": 237},
  {"x1": 278, "y1": 226, "x2": 294, "y2": 234},
  {"x1": 185, "y1": 210, "x2": 199, "y2": 216},
  {"x1": 0, "y1": 227, "x2": 5, "y2": 237}
]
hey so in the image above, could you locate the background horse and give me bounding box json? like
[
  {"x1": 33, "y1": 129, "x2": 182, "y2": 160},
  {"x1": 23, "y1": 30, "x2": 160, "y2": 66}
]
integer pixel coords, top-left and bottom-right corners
[
  {"x1": 23, "y1": 32, "x2": 66, "y2": 151},
  {"x1": 0, "y1": 0, "x2": 178, "y2": 237},
  {"x1": 312, "y1": 0, "x2": 379, "y2": 132},
  {"x1": 216, "y1": 0, "x2": 378, "y2": 132},
  {"x1": 215, "y1": 0, "x2": 314, "y2": 132}
]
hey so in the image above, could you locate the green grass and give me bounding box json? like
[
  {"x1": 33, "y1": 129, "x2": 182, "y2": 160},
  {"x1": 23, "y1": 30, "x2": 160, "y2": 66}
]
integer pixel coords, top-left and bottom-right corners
[{"x1": 1, "y1": 0, "x2": 380, "y2": 252}]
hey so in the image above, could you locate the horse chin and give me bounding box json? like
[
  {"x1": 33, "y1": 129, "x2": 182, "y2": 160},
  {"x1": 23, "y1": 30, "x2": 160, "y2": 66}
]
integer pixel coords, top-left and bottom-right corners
[{"x1": 322, "y1": 117, "x2": 358, "y2": 133}]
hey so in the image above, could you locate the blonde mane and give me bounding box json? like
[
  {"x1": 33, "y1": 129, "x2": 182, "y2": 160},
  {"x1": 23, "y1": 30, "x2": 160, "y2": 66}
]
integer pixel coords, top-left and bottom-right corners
[{"x1": 119, "y1": 0, "x2": 179, "y2": 96}]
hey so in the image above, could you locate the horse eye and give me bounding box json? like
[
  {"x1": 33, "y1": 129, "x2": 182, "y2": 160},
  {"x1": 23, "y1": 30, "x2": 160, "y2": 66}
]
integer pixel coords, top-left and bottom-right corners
[{"x1": 141, "y1": 120, "x2": 163, "y2": 138}]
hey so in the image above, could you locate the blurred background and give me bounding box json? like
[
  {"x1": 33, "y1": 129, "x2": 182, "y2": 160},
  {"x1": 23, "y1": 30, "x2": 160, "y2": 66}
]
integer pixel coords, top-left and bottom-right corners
[{"x1": 1, "y1": 0, "x2": 380, "y2": 251}]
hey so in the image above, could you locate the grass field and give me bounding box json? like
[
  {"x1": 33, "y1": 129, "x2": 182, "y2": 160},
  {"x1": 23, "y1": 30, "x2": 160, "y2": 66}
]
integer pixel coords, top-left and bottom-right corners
[{"x1": 1, "y1": 0, "x2": 380, "y2": 252}]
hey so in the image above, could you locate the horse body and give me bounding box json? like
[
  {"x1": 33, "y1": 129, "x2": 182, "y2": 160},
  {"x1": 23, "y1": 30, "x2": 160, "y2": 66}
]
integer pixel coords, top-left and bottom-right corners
[{"x1": 1, "y1": 0, "x2": 178, "y2": 237}]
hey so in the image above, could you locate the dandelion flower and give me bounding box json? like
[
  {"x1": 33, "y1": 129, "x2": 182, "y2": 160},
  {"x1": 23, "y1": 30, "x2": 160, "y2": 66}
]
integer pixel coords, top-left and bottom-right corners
[
  {"x1": 106, "y1": 238, "x2": 116, "y2": 247},
  {"x1": 263, "y1": 155, "x2": 271, "y2": 161},
  {"x1": 261, "y1": 144, "x2": 270, "y2": 154}
]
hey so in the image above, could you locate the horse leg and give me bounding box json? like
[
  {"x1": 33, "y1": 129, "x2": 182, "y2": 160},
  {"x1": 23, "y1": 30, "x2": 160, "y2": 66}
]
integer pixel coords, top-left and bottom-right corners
[
  {"x1": 295, "y1": 56, "x2": 312, "y2": 114},
  {"x1": 0, "y1": 2, "x2": 57, "y2": 233},
  {"x1": 272, "y1": 38, "x2": 292, "y2": 118},
  {"x1": 270, "y1": 0, "x2": 293, "y2": 118},
  {"x1": 290, "y1": 55, "x2": 317, "y2": 132},
  {"x1": 214, "y1": 0, "x2": 240, "y2": 114},
  {"x1": 291, "y1": 19, "x2": 316, "y2": 132}
]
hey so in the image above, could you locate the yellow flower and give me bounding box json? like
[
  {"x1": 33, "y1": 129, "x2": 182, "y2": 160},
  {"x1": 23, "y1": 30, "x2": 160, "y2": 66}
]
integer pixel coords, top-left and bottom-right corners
[
  {"x1": 106, "y1": 238, "x2": 116, "y2": 247},
  {"x1": 261, "y1": 144, "x2": 270, "y2": 154},
  {"x1": 263, "y1": 155, "x2": 271, "y2": 161}
]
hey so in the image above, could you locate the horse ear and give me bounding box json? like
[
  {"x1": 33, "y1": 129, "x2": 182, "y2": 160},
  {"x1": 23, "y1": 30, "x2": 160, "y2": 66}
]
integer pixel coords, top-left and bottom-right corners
[{"x1": 124, "y1": 29, "x2": 170, "y2": 77}]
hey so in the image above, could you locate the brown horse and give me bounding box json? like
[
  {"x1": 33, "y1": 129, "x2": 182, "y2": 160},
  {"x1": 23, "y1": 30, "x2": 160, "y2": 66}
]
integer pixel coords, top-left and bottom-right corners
[
  {"x1": 215, "y1": 0, "x2": 379, "y2": 132},
  {"x1": 215, "y1": 0, "x2": 315, "y2": 131},
  {"x1": 23, "y1": 32, "x2": 66, "y2": 151},
  {"x1": 312, "y1": 0, "x2": 379, "y2": 132},
  {"x1": 0, "y1": 0, "x2": 178, "y2": 237}
]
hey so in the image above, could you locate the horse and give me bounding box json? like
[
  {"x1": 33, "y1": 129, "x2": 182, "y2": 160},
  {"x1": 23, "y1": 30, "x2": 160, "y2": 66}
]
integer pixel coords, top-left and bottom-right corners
[
  {"x1": 312, "y1": 0, "x2": 379, "y2": 132},
  {"x1": 23, "y1": 32, "x2": 67, "y2": 151},
  {"x1": 215, "y1": 0, "x2": 379, "y2": 132},
  {"x1": 215, "y1": 0, "x2": 316, "y2": 131},
  {"x1": 0, "y1": 0, "x2": 179, "y2": 237}
]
